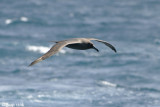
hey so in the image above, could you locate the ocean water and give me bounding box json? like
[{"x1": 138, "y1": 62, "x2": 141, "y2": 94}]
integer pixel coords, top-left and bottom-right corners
[{"x1": 0, "y1": 0, "x2": 160, "y2": 107}]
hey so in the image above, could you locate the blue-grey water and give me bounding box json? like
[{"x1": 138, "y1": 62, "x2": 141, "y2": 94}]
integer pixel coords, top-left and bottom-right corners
[{"x1": 0, "y1": 0, "x2": 160, "y2": 107}]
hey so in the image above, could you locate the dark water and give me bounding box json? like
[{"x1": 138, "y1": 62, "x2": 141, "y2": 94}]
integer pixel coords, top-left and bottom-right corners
[{"x1": 0, "y1": 0, "x2": 160, "y2": 107}]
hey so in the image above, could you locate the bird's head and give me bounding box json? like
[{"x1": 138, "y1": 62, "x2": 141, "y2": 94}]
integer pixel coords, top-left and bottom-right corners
[{"x1": 90, "y1": 43, "x2": 99, "y2": 52}]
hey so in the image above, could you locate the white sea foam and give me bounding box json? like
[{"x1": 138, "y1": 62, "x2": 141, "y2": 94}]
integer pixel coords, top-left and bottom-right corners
[
  {"x1": 27, "y1": 95, "x2": 33, "y2": 99},
  {"x1": 38, "y1": 94, "x2": 50, "y2": 98},
  {"x1": 5, "y1": 19, "x2": 12, "y2": 24},
  {"x1": 26, "y1": 45, "x2": 49, "y2": 54},
  {"x1": 99, "y1": 81, "x2": 117, "y2": 87},
  {"x1": 20, "y1": 17, "x2": 28, "y2": 22},
  {"x1": 32, "y1": 99, "x2": 42, "y2": 103},
  {"x1": 26, "y1": 45, "x2": 66, "y2": 54}
]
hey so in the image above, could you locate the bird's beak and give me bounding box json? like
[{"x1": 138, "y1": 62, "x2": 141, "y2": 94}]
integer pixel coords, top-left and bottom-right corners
[{"x1": 93, "y1": 46, "x2": 99, "y2": 52}]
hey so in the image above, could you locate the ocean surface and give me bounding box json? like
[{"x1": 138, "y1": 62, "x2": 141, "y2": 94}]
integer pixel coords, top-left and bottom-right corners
[{"x1": 0, "y1": 0, "x2": 160, "y2": 107}]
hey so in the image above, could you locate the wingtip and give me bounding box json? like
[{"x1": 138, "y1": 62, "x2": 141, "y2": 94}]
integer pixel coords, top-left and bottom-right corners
[
  {"x1": 28, "y1": 58, "x2": 43, "y2": 67},
  {"x1": 28, "y1": 62, "x2": 34, "y2": 67},
  {"x1": 113, "y1": 48, "x2": 117, "y2": 53}
]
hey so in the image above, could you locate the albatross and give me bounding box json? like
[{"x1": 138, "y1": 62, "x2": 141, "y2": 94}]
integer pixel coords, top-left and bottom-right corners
[{"x1": 29, "y1": 38, "x2": 116, "y2": 66}]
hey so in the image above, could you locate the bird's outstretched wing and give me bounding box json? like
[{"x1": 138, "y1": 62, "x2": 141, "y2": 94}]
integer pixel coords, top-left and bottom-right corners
[
  {"x1": 29, "y1": 39, "x2": 81, "y2": 66},
  {"x1": 89, "y1": 38, "x2": 117, "y2": 53}
]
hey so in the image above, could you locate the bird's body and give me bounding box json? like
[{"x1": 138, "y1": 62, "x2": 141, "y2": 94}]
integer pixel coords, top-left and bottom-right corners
[
  {"x1": 66, "y1": 43, "x2": 92, "y2": 50},
  {"x1": 29, "y1": 38, "x2": 116, "y2": 66}
]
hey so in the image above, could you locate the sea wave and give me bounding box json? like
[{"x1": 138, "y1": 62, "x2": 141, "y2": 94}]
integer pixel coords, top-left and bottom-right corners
[
  {"x1": 26, "y1": 45, "x2": 66, "y2": 54},
  {"x1": 5, "y1": 16, "x2": 29, "y2": 25},
  {"x1": 5, "y1": 19, "x2": 14, "y2": 25},
  {"x1": 98, "y1": 81, "x2": 117, "y2": 87}
]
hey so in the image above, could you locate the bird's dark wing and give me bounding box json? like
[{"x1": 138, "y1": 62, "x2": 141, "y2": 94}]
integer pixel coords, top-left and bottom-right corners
[
  {"x1": 29, "y1": 39, "x2": 81, "y2": 66},
  {"x1": 89, "y1": 38, "x2": 117, "y2": 53}
]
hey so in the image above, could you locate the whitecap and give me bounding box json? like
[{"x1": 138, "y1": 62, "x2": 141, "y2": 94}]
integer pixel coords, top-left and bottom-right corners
[
  {"x1": 27, "y1": 95, "x2": 33, "y2": 99},
  {"x1": 38, "y1": 94, "x2": 50, "y2": 98},
  {"x1": 59, "y1": 49, "x2": 66, "y2": 54},
  {"x1": 99, "y1": 81, "x2": 117, "y2": 87},
  {"x1": 20, "y1": 17, "x2": 28, "y2": 22},
  {"x1": 32, "y1": 99, "x2": 42, "y2": 103},
  {"x1": 26, "y1": 45, "x2": 66, "y2": 54},
  {"x1": 5, "y1": 19, "x2": 12, "y2": 25},
  {"x1": 26, "y1": 45, "x2": 50, "y2": 54}
]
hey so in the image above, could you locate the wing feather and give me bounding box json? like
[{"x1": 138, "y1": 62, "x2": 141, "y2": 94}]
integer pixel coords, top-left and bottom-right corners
[
  {"x1": 29, "y1": 39, "x2": 81, "y2": 66},
  {"x1": 89, "y1": 38, "x2": 117, "y2": 53}
]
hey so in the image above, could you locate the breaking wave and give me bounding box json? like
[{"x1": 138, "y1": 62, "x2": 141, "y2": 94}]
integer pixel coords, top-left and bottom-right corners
[{"x1": 26, "y1": 45, "x2": 66, "y2": 54}]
